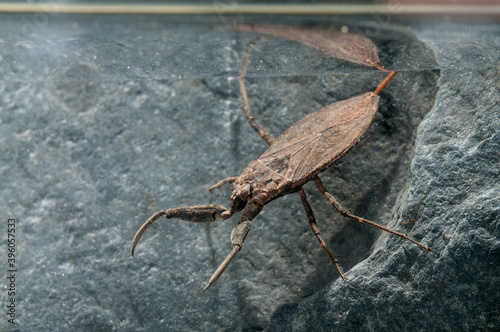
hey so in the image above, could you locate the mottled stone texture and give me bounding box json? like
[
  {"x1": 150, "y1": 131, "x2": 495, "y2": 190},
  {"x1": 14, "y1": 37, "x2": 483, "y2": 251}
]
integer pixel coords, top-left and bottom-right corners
[{"x1": 0, "y1": 14, "x2": 497, "y2": 332}]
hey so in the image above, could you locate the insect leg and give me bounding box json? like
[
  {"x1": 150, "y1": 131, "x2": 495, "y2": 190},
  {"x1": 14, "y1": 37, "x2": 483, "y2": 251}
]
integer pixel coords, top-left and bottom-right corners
[
  {"x1": 314, "y1": 178, "x2": 433, "y2": 253},
  {"x1": 208, "y1": 176, "x2": 238, "y2": 192},
  {"x1": 239, "y1": 35, "x2": 276, "y2": 146},
  {"x1": 298, "y1": 188, "x2": 347, "y2": 280},
  {"x1": 203, "y1": 202, "x2": 263, "y2": 291},
  {"x1": 208, "y1": 38, "x2": 277, "y2": 194},
  {"x1": 131, "y1": 204, "x2": 232, "y2": 256}
]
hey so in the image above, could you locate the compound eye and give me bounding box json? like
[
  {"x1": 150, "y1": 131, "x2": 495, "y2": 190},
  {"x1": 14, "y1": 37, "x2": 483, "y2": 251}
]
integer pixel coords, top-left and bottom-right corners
[{"x1": 240, "y1": 184, "x2": 251, "y2": 200}]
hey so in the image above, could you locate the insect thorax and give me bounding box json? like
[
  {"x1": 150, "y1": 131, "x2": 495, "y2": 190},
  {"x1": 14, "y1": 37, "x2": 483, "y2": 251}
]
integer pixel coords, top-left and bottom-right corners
[{"x1": 233, "y1": 160, "x2": 294, "y2": 206}]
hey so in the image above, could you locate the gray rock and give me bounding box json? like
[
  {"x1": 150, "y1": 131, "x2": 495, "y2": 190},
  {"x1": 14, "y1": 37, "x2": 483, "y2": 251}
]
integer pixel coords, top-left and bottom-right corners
[{"x1": 0, "y1": 14, "x2": 497, "y2": 332}]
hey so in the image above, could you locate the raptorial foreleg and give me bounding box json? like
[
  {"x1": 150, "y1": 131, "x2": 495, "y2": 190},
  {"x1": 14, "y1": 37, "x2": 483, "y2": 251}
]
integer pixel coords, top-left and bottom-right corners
[
  {"x1": 203, "y1": 202, "x2": 263, "y2": 291},
  {"x1": 131, "y1": 204, "x2": 231, "y2": 256}
]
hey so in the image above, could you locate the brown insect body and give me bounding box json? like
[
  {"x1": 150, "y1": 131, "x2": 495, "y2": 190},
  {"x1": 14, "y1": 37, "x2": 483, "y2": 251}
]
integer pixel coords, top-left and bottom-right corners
[
  {"x1": 131, "y1": 31, "x2": 431, "y2": 292},
  {"x1": 233, "y1": 92, "x2": 379, "y2": 207}
]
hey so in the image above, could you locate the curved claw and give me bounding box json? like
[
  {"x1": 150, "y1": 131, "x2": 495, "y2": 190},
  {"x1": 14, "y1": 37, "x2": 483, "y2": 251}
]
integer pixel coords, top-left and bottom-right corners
[
  {"x1": 131, "y1": 211, "x2": 166, "y2": 257},
  {"x1": 131, "y1": 205, "x2": 230, "y2": 257}
]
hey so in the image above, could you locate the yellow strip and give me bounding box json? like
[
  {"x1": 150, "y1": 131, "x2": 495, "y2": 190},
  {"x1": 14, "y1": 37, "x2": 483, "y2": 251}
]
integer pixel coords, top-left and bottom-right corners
[{"x1": 0, "y1": 3, "x2": 497, "y2": 15}]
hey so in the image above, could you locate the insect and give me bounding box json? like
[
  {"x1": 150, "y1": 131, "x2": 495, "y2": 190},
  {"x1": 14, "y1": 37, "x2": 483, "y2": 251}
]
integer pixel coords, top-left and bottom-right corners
[{"x1": 131, "y1": 29, "x2": 433, "y2": 292}]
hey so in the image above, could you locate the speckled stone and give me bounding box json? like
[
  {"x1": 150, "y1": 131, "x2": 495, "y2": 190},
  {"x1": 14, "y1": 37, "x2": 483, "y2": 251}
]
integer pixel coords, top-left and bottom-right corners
[{"x1": 0, "y1": 14, "x2": 497, "y2": 332}]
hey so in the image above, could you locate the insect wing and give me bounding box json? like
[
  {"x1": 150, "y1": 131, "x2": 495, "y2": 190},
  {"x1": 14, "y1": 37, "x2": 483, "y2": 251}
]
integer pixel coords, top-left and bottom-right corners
[
  {"x1": 235, "y1": 24, "x2": 382, "y2": 69},
  {"x1": 258, "y1": 92, "x2": 379, "y2": 186}
]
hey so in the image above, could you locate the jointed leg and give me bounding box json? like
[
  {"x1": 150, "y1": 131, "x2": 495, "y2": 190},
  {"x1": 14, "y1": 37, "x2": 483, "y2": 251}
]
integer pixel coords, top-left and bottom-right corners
[
  {"x1": 313, "y1": 177, "x2": 433, "y2": 252},
  {"x1": 203, "y1": 202, "x2": 263, "y2": 291},
  {"x1": 208, "y1": 176, "x2": 238, "y2": 192},
  {"x1": 298, "y1": 189, "x2": 347, "y2": 280},
  {"x1": 131, "y1": 204, "x2": 233, "y2": 257},
  {"x1": 207, "y1": 38, "x2": 273, "y2": 193},
  {"x1": 207, "y1": 38, "x2": 275, "y2": 192},
  {"x1": 239, "y1": 36, "x2": 276, "y2": 146}
]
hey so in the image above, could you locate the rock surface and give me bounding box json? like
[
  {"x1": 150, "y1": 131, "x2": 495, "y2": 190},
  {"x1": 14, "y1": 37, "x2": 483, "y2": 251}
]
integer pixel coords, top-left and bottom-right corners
[{"x1": 0, "y1": 14, "x2": 498, "y2": 332}]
